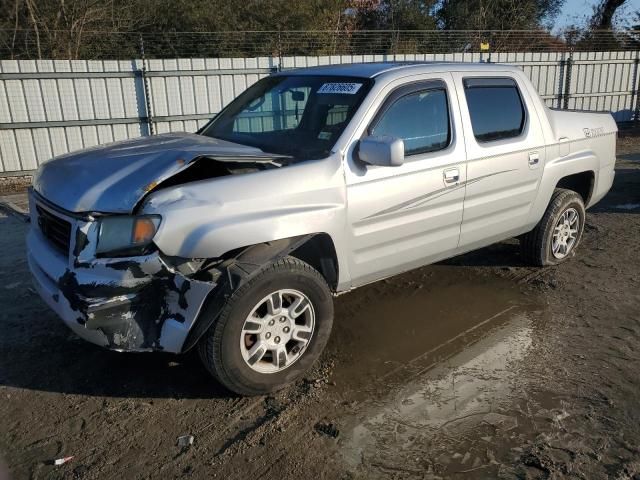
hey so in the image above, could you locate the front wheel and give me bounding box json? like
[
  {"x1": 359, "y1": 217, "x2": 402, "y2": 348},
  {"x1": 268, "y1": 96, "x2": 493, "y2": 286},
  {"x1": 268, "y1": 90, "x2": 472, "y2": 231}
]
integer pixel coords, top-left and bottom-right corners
[
  {"x1": 198, "y1": 256, "x2": 334, "y2": 396},
  {"x1": 520, "y1": 188, "x2": 586, "y2": 266}
]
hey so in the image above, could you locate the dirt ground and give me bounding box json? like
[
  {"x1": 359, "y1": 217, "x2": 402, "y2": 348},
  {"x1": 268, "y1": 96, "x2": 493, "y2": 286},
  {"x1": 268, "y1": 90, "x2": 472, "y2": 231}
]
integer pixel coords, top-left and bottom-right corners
[{"x1": 1, "y1": 137, "x2": 639, "y2": 480}]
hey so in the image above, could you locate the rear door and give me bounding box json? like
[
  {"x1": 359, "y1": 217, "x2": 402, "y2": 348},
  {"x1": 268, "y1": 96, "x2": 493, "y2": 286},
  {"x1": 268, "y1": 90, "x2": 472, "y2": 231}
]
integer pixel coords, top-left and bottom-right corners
[
  {"x1": 451, "y1": 72, "x2": 546, "y2": 251},
  {"x1": 345, "y1": 74, "x2": 467, "y2": 287}
]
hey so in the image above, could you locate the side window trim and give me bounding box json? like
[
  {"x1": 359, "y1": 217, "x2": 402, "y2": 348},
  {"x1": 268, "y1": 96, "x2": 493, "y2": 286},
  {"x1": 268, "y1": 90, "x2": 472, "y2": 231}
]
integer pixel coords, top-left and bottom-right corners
[
  {"x1": 365, "y1": 80, "x2": 454, "y2": 158},
  {"x1": 462, "y1": 76, "x2": 528, "y2": 144}
]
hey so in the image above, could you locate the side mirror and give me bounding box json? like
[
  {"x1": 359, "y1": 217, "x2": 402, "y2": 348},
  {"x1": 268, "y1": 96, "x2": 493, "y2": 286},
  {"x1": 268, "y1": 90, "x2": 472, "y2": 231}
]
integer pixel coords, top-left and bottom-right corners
[
  {"x1": 291, "y1": 90, "x2": 305, "y2": 102},
  {"x1": 358, "y1": 136, "x2": 404, "y2": 167}
]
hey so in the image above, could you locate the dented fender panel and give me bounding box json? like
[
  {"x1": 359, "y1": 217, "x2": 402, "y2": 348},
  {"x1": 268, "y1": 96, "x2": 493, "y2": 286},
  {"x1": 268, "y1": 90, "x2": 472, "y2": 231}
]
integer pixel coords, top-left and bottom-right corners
[{"x1": 141, "y1": 153, "x2": 354, "y2": 289}]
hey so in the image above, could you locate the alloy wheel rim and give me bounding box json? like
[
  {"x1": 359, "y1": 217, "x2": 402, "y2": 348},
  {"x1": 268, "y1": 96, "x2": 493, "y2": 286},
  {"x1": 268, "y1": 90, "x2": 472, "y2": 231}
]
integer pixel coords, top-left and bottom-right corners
[
  {"x1": 552, "y1": 207, "x2": 580, "y2": 259},
  {"x1": 239, "y1": 289, "x2": 315, "y2": 374}
]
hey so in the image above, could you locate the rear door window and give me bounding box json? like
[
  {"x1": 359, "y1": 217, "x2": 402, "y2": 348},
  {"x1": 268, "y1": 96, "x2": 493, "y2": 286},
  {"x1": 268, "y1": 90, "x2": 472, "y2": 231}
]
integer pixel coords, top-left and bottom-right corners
[{"x1": 463, "y1": 78, "x2": 525, "y2": 142}]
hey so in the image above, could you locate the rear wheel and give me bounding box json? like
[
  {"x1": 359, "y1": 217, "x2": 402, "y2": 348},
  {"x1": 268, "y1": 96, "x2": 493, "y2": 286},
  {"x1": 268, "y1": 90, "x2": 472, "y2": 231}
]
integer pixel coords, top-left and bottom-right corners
[
  {"x1": 520, "y1": 188, "x2": 586, "y2": 266},
  {"x1": 198, "y1": 256, "x2": 334, "y2": 396}
]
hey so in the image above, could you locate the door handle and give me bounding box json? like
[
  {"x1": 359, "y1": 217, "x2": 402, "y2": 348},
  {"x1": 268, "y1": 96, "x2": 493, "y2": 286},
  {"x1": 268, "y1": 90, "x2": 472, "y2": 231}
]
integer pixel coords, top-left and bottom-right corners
[
  {"x1": 528, "y1": 152, "x2": 540, "y2": 166},
  {"x1": 443, "y1": 168, "x2": 460, "y2": 184}
]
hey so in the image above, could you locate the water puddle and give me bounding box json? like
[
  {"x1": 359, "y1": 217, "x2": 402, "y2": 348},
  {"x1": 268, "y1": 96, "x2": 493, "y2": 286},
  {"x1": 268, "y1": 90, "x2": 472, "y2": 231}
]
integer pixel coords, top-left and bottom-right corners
[
  {"x1": 330, "y1": 267, "x2": 543, "y2": 394},
  {"x1": 327, "y1": 267, "x2": 549, "y2": 477},
  {"x1": 612, "y1": 203, "x2": 640, "y2": 210}
]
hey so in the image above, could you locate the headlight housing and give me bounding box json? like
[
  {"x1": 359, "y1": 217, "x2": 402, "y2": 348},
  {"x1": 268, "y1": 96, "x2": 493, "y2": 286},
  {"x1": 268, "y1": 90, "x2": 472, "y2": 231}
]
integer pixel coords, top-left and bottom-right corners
[{"x1": 96, "y1": 215, "x2": 161, "y2": 256}]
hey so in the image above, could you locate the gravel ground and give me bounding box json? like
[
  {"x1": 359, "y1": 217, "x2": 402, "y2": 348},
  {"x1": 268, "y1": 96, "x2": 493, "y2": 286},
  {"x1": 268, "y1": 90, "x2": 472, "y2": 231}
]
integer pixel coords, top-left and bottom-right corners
[{"x1": 1, "y1": 137, "x2": 639, "y2": 480}]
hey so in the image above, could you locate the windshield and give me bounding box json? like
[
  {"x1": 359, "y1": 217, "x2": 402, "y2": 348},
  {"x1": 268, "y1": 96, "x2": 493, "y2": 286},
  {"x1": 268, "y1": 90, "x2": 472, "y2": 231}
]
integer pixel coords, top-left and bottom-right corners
[{"x1": 200, "y1": 75, "x2": 373, "y2": 160}]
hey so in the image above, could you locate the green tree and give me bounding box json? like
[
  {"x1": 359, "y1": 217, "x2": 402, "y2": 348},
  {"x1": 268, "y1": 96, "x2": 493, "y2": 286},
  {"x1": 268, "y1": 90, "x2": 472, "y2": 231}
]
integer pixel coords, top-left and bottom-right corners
[
  {"x1": 436, "y1": 0, "x2": 564, "y2": 30},
  {"x1": 346, "y1": 0, "x2": 438, "y2": 30},
  {"x1": 131, "y1": 0, "x2": 348, "y2": 32}
]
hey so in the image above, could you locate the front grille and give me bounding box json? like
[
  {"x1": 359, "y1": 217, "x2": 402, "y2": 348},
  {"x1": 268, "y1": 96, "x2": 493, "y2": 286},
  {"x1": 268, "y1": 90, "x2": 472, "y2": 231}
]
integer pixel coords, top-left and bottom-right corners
[{"x1": 36, "y1": 205, "x2": 72, "y2": 254}]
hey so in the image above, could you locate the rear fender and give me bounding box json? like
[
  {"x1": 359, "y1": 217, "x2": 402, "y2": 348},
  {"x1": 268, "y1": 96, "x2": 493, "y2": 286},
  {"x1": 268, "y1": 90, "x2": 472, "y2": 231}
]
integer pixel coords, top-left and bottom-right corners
[{"x1": 527, "y1": 148, "x2": 598, "y2": 227}]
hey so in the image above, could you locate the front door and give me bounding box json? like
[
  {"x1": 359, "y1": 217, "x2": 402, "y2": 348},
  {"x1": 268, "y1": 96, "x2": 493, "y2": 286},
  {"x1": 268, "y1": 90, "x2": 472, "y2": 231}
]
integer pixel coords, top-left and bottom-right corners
[{"x1": 345, "y1": 74, "x2": 467, "y2": 287}]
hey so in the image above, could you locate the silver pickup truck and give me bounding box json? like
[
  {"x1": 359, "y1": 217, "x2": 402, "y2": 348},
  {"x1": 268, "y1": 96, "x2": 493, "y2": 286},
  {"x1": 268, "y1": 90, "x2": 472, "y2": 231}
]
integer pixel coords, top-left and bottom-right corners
[{"x1": 27, "y1": 62, "x2": 616, "y2": 395}]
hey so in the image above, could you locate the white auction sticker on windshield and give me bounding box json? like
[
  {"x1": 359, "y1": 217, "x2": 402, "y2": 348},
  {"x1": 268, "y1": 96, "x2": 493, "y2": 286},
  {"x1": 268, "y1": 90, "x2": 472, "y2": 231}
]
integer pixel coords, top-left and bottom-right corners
[{"x1": 317, "y1": 83, "x2": 362, "y2": 94}]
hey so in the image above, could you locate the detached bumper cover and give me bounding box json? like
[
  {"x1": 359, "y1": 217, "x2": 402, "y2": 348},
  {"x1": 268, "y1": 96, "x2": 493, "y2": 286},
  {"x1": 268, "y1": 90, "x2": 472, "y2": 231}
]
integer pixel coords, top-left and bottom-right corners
[{"x1": 27, "y1": 195, "x2": 215, "y2": 353}]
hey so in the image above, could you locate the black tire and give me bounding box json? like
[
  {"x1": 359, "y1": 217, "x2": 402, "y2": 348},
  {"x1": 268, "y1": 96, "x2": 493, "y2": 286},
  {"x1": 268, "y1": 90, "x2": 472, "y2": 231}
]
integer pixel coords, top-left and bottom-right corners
[
  {"x1": 197, "y1": 256, "x2": 334, "y2": 396},
  {"x1": 520, "y1": 188, "x2": 586, "y2": 266}
]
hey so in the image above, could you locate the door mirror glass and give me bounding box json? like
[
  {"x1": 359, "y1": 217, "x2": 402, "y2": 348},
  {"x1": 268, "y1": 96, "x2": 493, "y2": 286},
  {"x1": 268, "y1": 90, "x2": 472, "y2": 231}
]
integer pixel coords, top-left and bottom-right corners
[{"x1": 358, "y1": 136, "x2": 405, "y2": 167}]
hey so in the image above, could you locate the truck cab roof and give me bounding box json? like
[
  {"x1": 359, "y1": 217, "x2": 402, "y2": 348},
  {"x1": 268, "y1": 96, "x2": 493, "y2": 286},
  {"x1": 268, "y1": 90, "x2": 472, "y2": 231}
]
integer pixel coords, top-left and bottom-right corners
[{"x1": 276, "y1": 61, "x2": 523, "y2": 80}]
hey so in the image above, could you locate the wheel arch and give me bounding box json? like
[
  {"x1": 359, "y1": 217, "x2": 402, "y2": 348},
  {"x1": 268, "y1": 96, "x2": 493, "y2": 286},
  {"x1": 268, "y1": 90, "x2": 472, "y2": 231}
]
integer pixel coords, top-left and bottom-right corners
[
  {"x1": 219, "y1": 233, "x2": 339, "y2": 291},
  {"x1": 528, "y1": 158, "x2": 597, "y2": 229},
  {"x1": 555, "y1": 170, "x2": 595, "y2": 205},
  {"x1": 181, "y1": 233, "x2": 338, "y2": 352}
]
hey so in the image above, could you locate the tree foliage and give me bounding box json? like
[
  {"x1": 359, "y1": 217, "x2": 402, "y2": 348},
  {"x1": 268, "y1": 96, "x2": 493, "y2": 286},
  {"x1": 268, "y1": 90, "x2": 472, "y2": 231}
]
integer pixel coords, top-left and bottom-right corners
[
  {"x1": 589, "y1": 0, "x2": 628, "y2": 30},
  {"x1": 436, "y1": 0, "x2": 564, "y2": 30},
  {"x1": 4, "y1": 0, "x2": 638, "y2": 59},
  {"x1": 345, "y1": 0, "x2": 438, "y2": 30},
  {"x1": 1, "y1": 0, "x2": 565, "y2": 34}
]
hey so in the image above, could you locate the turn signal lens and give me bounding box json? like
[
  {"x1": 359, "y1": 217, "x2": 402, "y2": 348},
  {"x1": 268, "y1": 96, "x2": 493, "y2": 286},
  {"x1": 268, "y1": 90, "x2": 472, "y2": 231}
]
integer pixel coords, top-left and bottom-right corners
[{"x1": 132, "y1": 217, "x2": 158, "y2": 244}]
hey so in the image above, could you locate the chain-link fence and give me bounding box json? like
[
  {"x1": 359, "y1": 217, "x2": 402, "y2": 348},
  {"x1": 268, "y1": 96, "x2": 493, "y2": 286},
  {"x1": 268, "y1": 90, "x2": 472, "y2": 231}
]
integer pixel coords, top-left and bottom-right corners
[
  {"x1": 1, "y1": 29, "x2": 640, "y2": 60},
  {"x1": 1, "y1": 29, "x2": 640, "y2": 175}
]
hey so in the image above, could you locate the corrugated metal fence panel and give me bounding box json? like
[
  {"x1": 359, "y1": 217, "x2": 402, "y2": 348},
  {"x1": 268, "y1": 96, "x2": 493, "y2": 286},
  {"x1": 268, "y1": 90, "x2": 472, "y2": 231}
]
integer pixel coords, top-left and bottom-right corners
[
  {"x1": 1, "y1": 51, "x2": 638, "y2": 174},
  {"x1": 148, "y1": 56, "x2": 276, "y2": 134},
  {"x1": 567, "y1": 51, "x2": 638, "y2": 122},
  {"x1": 0, "y1": 59, "x2": 146, "y2": 173},
  {"x1": 510, "y1": 51, "x2": 566, "y2": 108}
]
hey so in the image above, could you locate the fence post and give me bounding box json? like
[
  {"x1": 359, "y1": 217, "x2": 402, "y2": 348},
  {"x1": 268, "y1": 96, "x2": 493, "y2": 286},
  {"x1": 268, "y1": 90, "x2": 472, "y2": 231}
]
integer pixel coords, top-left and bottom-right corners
[
  {"x1": 277, "y1": 30, "x2": 283, "y2": 71},
  {"x1": 557, "y1": 54, "x2": 566, "y2": 109},
  {"x1": 391, "y1": 30, "x2": 398, "y2": 58},
  {"x1": 139, "y1": 34, "x2": 155, "y2": 135},
  {"x1": 631, "y1": 52, "x2": 640, "y2": 125},
  {"x1": 562, "y1": 49, "x2": 573, "y2": 110}
]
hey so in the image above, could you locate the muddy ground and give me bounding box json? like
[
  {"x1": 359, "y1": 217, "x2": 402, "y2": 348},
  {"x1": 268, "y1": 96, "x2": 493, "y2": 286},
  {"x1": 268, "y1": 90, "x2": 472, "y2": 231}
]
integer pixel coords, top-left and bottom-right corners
[{"x1": 1, "y1": 137, "x2": 639, "y2": 480}]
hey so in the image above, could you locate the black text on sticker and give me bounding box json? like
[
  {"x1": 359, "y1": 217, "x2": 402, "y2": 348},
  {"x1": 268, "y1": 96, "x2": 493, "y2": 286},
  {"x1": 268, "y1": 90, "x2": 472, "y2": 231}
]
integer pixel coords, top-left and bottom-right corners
[{"x1": 317, "y1": 83, "x2": 362, "y2": 94}]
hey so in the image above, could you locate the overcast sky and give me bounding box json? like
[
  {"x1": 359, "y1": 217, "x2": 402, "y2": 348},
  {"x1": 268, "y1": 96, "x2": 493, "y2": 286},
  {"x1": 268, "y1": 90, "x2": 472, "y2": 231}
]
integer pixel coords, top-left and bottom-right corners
[{"x1": 555, "y1": 0, "x2": 640, "y2": 28}]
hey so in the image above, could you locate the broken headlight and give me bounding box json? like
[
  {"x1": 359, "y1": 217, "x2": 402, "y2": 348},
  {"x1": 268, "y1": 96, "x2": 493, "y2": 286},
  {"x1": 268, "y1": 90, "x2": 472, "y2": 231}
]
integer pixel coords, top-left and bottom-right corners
[{"x1": 96, "y1": 215, "x2": 161, "y2": 256}]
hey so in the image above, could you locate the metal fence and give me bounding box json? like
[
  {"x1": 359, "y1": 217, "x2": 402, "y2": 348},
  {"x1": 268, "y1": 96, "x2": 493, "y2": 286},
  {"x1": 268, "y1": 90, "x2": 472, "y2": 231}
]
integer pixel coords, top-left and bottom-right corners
[
  {"x1": 0, "y1": 33, "x2": 639, "y2": 175},
  {"x1": 2, "y1": 29, "x2": 640, "y2": 59}
]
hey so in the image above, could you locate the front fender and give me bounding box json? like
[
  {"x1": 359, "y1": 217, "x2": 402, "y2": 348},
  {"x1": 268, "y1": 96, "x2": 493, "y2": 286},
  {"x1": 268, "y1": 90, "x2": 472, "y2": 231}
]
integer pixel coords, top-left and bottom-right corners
[
  {"x1": 157, "y1": 202, "x2": 342, "y2": 258},
  {"x1": 140, "y1": 156, "x2": 353, "y2": 290}
]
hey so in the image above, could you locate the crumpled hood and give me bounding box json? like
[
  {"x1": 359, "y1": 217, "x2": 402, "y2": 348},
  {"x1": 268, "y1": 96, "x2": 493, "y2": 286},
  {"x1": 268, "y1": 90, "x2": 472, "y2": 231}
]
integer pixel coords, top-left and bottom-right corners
[{"x1": 33, "y1": 132, "x2": 272, "y2": 214}]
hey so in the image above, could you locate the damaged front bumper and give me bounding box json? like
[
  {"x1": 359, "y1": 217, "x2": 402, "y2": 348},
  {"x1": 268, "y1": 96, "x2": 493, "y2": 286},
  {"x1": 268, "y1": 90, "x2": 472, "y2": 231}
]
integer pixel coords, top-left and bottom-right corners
[{"x1": 26, "y1": 192, "x2": 216, "y2": 353}]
